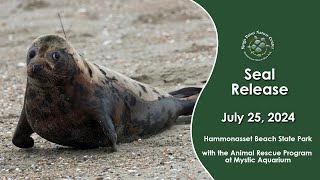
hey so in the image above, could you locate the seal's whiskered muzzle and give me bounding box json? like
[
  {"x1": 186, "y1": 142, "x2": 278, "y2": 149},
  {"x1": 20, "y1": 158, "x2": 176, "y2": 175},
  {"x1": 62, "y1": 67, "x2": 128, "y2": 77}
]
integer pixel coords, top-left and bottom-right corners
[{"x1": 27, "y1": 59, "x2": 53, "y2": 78}]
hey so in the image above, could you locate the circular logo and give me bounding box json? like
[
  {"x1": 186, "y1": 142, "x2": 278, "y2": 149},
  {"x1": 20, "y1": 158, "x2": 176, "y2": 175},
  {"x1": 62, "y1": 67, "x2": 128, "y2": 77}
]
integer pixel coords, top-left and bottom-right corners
[{"x1": 241, "y1": 31, "x2": 275, "y2": 61}]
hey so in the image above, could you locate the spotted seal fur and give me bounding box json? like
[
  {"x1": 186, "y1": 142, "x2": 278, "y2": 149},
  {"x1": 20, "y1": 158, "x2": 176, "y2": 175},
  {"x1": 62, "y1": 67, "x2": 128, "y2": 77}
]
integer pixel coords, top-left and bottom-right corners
[{"x1": 12, "y1": 35, "x2": 201, "y2": 150}]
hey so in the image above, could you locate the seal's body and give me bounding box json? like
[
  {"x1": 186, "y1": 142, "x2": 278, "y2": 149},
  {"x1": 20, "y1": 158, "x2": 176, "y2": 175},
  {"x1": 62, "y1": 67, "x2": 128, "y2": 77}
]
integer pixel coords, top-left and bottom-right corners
[{"x1": 12, "y1": 35, "x2": 201, "y2": 150}]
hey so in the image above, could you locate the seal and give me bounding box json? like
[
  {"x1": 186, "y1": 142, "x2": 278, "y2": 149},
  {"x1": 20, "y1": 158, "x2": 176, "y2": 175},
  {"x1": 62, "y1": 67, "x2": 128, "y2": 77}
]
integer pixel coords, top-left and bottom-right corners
[{"x1": 12, "y1": 34, "x2": 201, "y2": 150}]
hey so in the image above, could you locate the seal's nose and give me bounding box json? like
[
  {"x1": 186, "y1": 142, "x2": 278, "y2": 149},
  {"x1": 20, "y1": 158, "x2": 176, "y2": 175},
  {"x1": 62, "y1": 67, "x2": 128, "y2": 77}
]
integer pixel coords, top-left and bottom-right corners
[{"x1": 32, "y1": 64, "x2": 43, "y2": 73}]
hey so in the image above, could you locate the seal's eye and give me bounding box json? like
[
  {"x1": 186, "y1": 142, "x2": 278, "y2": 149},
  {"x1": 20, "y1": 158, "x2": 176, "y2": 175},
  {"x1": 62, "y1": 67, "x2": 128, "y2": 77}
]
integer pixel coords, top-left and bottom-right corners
[
  {"x1": 28, "y1": 50, "x2": 36, "y2": 59},
  {"x1": 52, "y1": 52, "x2": 61, "y2": 61}
]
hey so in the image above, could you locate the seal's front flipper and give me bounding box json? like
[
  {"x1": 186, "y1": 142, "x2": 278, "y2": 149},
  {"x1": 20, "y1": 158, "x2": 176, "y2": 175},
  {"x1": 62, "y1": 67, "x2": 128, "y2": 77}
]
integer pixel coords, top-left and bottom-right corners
[
  {"x1": 12, "y1": 106, "x2": 34, "y2": 148},
  {"x1": 97, "y1": 115, "x2": 118, "y2": 152}
]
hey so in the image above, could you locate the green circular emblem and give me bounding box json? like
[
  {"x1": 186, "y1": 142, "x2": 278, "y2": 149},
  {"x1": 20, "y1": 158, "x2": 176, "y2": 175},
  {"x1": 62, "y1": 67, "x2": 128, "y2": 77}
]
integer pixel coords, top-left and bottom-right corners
[{"x1": 241, "y1": 31, "x2": 275, "y2": 61}]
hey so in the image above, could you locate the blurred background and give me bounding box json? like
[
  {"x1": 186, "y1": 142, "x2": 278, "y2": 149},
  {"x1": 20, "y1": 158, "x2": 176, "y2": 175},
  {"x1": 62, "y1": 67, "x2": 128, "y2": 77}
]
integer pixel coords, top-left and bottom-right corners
[{"x1": 0, "y1": 0, "x2": 216, "y2": 178}]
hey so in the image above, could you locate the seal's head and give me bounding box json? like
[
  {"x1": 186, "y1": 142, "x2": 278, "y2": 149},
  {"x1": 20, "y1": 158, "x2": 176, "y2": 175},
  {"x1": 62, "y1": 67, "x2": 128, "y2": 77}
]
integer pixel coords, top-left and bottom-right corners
[{"x1": 26, "y1": 34, "x2": 78, "y2": 87}]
